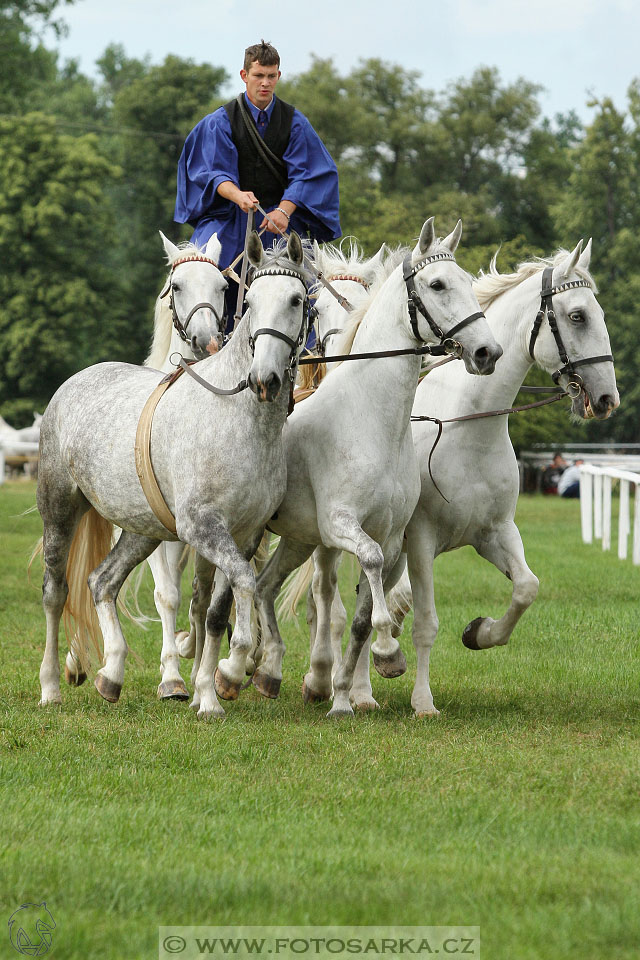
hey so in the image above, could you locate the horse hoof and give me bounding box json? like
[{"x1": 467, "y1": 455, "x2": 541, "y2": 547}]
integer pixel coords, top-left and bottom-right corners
[
  {"x1": 352, "y1": 697, "x2": 380, "y2": 712},
  {"x1": 214, "y1": 667, "x2": 241, "y2": 701},
  {"x1": 197, "y1": 703, "x2": 226, "y2": 720},
  {"x1": 462, "y1": 618, "x2": 485, "y2": 650},
  {"x1": 65, "y1": 663, "x2": 87, "y2": 687},
  {"x1": 372, "y1": 648, "x2": 407, "y2": 678},
  {"x1": 39, "y1": 694, "x2": 62, "y2": 706},
  {"x1": 252, "y1": 670, "x2": 281, "y2": 699},
  {"x1": 326, "y1": 703, "x2": 354, "y2": 719},
  {"x1": 414, "y1": 707, "x2": 441, "y2": 718},
  {"x1": 94, "y1": 673, "x2": 121, "y2": 703},
  {"x1": 302, "y1": 678, "x2": 330, "y2": 704},
  {"x1": 157, "y1": 679, "x2": 189, "y2": 701}
]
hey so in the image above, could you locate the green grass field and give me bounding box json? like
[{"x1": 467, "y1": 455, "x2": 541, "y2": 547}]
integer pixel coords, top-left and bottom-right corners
[{"x1": 1, "y1": 480, "x2": 638, "y2": 959}]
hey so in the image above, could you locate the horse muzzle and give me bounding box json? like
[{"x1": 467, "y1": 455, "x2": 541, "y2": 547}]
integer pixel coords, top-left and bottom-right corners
[
  {"x1": 463, "y1": 340, "x2": 503, "y2": 376},
  {"x1": 248, "y1": 370, "x2": 282, "y2": 403}
]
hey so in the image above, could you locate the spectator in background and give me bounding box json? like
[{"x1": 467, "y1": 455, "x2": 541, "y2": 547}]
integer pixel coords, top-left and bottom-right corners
[
  {"x1": 541, "y1": 451, "x2": 568, "y2": 495},
  {"x1": 558, "y1": 459, "x2": 584, "y2": 498}
]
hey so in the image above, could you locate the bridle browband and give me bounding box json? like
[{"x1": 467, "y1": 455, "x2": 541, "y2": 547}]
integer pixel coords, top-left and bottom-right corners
[
  {"x1": 402, "y1": 252, "x2": 486, "y2": 357},
  {"x1": 160, "y1": 255, "x2": 225, "y2": 345},
  {"x1": 248, "y1": 265, "x2": 313, "y2": 370},
  {"x1": 528, "y1": 266, "x2": 613, "y2": 396}
]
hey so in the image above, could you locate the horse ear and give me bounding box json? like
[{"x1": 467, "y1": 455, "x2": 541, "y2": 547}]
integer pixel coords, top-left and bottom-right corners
[
  {"x1": 578, "y1": 238, "x2": 592, "y2": 271},
  {"x1": 415, "y1": 217, "x2": 436, "y2": 259},
  {"x1": 159, "y1": 230, "x2": 179, "y2": 263},
  {"x1": 363, "y1": 244, "x2": 386, "y2": 283},
  {"x1": 247, "y1": 231, "x2": 264, "y2": 268},
  {"x1": 205, "y1": 232, "x2": 222, "y2": 265},
  {"x1": 287, "y1": 230, "x2": 304, "y2": 266},
  {"x1": 557, "y1": 240, "x2": 584, "y2": 279},
  {"x1": 442, "y1": 220, "x2": 463, "y2": 254}
]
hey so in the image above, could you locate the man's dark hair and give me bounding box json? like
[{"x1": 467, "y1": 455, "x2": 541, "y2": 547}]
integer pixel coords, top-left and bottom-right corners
[{"x1": 244, "y1": 40, "x2": 280, "y2": 72}]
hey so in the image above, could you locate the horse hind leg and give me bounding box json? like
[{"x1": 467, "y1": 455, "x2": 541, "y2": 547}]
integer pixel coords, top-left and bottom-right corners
[
  {"x1": 462, "y1": 521, "x2": 539, "y2": 651},
  {"x1": 37, "y1": 478, "x2": 90, "y2": 705},
  {"x1": 89, "y1": 530, "x2": 161, "y2": 703}
]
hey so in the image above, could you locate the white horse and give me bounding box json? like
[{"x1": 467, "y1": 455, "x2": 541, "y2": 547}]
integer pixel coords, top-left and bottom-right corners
[
  {"x1": 37, "y1": 230, "x2": 312, "y2": 719},
  {"x1": 247, "y1": 218, "x2": 503, "y2": 717},
  {"x1": 344, "y1": 240, "x2": 619, "y2": 715}
]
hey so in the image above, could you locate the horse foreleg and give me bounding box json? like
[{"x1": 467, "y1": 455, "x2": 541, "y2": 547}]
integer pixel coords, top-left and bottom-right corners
[
  {"x1": 303, "y1": 546, "x2": 341, "y2": 703},
  {"x1": 253, "y1": 537, "x2": 315, "y2": 699},
  {"x1": 406, "y1": 518, "x2": 439, "y2": 717},
  {"x1": 90, "y1": 531, "x2": 161, "y2": 703},
  {"x1": 462, "y1": 520, "x2": 539, "y2": 651},
  {"x1": 147, "y1": 543, "x2": 189, "y2": 701},
  {"x1": 323, "y1": 511, "x2": 406, "y2": 679},
  {"x1": 192, "y1": 572, "x2": 233, "y2": 719}
]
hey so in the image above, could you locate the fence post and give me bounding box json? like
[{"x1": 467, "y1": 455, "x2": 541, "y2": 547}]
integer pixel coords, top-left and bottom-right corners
[
  {"x1": 634, "y1": 484, "x2": 640, "y2": 566},
  {"x1": 619, "y1": 479, "x2": 630, "y2": 560},
  {"x1": 602, "y1": 474, "x2": 612, "y2": 551},
  {"x1": 594, "y1": 472, "x2": 603, "y2": 540},
  {"x1": 580, "y1": 468, "x2": 593, "y2": 543}
]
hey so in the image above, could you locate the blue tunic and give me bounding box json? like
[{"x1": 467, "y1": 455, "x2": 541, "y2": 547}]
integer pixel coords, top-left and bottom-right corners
[{"x1": 174, "y1": 94, "x2": 341, "y2": 269}]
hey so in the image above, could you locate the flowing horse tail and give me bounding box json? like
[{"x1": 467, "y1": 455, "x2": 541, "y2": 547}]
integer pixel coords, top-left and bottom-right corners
[
  {"x1": 278, "y1": 556, "x2": 315, "y2": 621},
  {"x1": 63, "y1": 507, "x2": 113, "y2": 672},
  {"x1": 31, "y1": 507, "x2": 113, "y2": 674}
]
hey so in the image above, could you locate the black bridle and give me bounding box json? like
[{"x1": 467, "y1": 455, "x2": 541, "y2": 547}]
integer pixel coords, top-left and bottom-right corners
[
  {"x1": 402, "y1": 252, "x2": 487, "y2": 357},
  {"x1": 248, "y1": 265, "x2": 314, "y2": 378},
  {"x1": 160, "y1": 255, "x2": 226, "y2": 345},
  {"x1": 528, "y1": 266, "x2": 613, "y2": 397}
]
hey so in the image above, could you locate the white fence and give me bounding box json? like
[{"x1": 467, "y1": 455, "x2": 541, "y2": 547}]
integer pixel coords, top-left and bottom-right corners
[
  {"x1": 0, "y1": 439, "x2": 40, "y2": 483},
  {"x1": 580, "y1": 463, "x2": 640, "y2": 563}
]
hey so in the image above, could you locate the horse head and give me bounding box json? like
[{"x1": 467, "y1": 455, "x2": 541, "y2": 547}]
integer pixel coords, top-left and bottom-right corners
[
  {"x1": 406, "y1": 218, "x2": 503, "y2": 375},
  {"x1": 245, "y1": 231, "x2": 310, "y2": 402},
  {"x1": 159, "y1": 231, "x2": 227, "y2": 359},
  {"x1": 532, "y1": 240, "x2": 619, "y2": 420}
]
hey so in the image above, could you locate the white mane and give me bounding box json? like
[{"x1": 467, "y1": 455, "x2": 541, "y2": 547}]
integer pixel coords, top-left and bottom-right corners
[
  {"x1": 473, "y1": 249, "x2": 597, "y2": 311},
  {"x1": 329, "y1": 245, "x2": 406, "y2": 359},
  {"x1": 145, "y1": 239, "x2": 207, "y2": 370}
]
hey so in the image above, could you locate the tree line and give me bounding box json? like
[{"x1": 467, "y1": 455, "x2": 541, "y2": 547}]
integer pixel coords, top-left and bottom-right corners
[{"x1": 2, "y1": 0, "x2": 639, "y2": 451}]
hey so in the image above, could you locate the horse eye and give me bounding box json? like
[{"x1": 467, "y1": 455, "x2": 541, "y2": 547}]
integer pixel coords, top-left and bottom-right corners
[
  {"x1": 291, "y1": 294, "x2": 303, "y2": 307},
  {"x1": 172, "y1": 283, "x2": 181, "y2": 293},
  {"x1": 569, "y1": 311, "x2": 585, "y2": 323},
  {"x1": 430, "y1": 280, "x2": 444, "y2": 291}
]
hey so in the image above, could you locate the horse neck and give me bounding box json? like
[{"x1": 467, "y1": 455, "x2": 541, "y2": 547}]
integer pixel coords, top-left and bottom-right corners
[{"x1": 332, "y1": 270, "x2": 422, "y2": 434}]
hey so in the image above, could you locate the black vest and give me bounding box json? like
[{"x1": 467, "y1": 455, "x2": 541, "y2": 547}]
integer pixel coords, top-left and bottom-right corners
[{"x1": 223, "y1": 96, "x2": 295, "y2": 207}]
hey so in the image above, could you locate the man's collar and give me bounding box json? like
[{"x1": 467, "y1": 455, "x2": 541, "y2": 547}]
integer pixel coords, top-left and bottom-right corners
[{"x1": 243, "y1": 92, "x2": 276, "y2": 121}]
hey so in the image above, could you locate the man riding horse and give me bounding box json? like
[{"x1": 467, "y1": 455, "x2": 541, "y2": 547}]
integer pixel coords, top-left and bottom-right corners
[{"x1": 174, "y1": 39, "x2": 342, "y2": 331}]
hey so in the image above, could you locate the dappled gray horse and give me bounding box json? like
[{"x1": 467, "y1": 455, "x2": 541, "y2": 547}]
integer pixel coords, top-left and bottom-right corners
[{"x1": 37, "y1": 231, "x2": 312, "y2": 719}]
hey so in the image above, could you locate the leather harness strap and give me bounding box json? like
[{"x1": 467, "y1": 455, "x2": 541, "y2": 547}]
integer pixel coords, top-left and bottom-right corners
[{"x1": 134, "y1": 367, "x2": 187, "y2": 536}]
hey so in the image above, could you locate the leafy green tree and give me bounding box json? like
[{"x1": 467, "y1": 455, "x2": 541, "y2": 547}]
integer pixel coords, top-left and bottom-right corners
[
  {"x1": 0, "y1": 112, "x2": 122, "y2": 423},
  {"x1": 0, "y1": 1, "x2": 74, "y2": 112}
]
